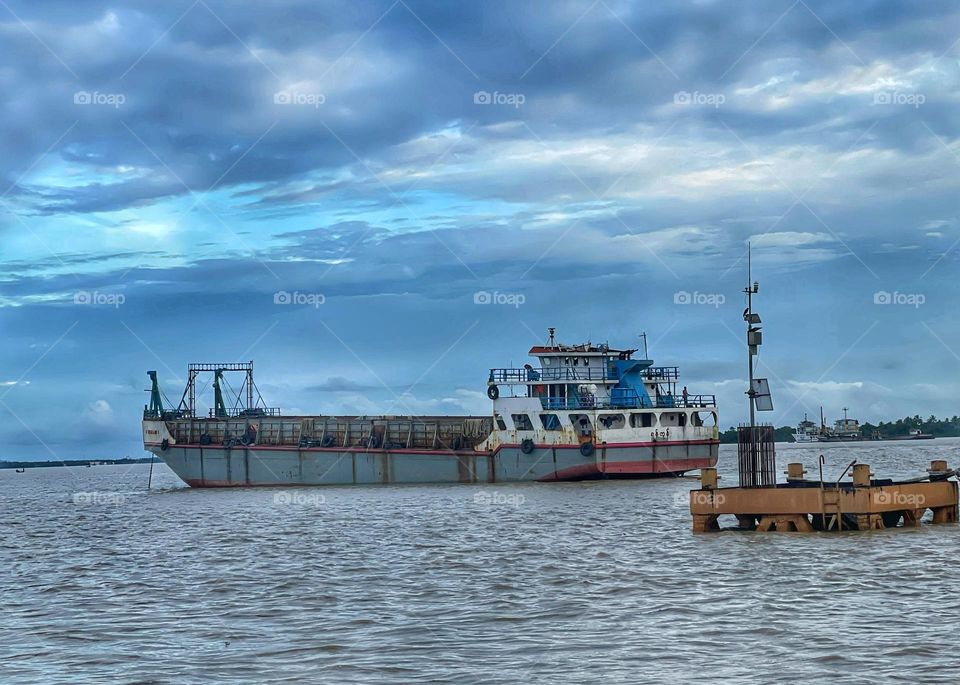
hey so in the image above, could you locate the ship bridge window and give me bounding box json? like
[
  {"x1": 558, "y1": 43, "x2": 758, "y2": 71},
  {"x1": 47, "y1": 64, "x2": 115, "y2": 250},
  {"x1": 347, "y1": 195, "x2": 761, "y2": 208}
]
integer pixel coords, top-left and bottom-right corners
[
  {"x1": 598, "y1": 413, "x2": 625, "y2": 429},
  {"x1": 511, "y1": 414, "x2": 534, "y2": 431},
  {"x1": 539, "y1": 413, "x2": 562, "y2": 431},
  {"x1": 660, "y1": 412, "x2": 687, "y2": 427},
  {"x1": 494, "y1": 413, "x2": 507, "y2": 431},
  {"x1": 569, "y1": 414, "x2": 593, "y2": 436},
  {"x1": 630, "y1": 412, "x2": 654, "y2": 428},
  {"x1": 692, "y1": 412, "x2": 717, "y2": 427}
]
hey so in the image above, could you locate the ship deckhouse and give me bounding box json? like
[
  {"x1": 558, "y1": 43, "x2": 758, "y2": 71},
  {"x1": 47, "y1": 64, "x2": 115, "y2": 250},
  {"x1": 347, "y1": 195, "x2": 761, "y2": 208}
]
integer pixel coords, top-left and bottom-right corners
[
  {"x1": 487, "y1": 328, "x2": 713, "y2": 411},
  {"x1": 482, "y1": 328, "x2": 718, "y2": 457}
]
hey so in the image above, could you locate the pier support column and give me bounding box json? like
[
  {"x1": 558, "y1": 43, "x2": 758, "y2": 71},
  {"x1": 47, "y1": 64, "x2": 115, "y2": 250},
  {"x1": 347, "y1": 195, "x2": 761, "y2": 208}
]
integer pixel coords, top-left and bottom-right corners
[
  {"x1": 692, "y1": 514, "x2": 720, "y2": 533},
  {"x1": 932, "y1": 504, "x2": 958, "y2": 524},
  {"x1": 756, "y1": 515, "x2": 813, "y2": 532},
  {"x1": 903, "y1": 508, "x2": 925, "y2": 527},
  {"x1": 855, "y1": 514, "x2": 884, "y2": 530}
]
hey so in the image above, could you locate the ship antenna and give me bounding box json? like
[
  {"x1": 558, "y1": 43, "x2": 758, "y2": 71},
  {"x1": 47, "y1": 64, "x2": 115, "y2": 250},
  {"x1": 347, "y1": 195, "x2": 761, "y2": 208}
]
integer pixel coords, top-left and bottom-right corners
[{"x1": 547, "y1": 327, "x2": 556, "y2": 347}]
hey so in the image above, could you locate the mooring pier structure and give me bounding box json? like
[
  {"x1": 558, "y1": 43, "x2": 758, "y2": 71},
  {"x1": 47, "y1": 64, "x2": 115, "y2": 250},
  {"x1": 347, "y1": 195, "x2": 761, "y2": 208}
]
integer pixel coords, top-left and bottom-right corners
[
  {"x1": 689, "y1": 249, "x2": 959, "y2": 532},
  {"x1": 692, "y1": 460, "x2": 959, "y2": 532}
]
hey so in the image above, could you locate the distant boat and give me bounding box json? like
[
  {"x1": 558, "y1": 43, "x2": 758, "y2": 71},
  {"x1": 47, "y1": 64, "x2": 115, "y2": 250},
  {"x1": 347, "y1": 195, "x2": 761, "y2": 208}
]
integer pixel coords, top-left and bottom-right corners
[
  {"x1": 794, "y1": 407, "x2": 864, "y2": 442},
  {"x1": 15, "y1": 467, "x2": 25, "y2": 473},
  {"x1": 891, "y1": 429, "x2": 934, "y2": 441},
  {"x1": 794, "y1": 414, "x2": 820, "y2": 442},
  {"x1": 818, "y1": 407, "x2": 864, "y2": 442}
]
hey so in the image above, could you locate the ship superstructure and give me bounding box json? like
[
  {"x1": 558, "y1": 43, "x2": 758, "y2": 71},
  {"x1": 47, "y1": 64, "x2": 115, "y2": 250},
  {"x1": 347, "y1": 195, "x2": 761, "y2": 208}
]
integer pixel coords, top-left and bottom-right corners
[
  {"x1": 794, "y1": 414, "x2": 820, "y2": 442},
  {"x1": 819, "y1": 408, "x2": 863, "y2": 442},
  {"x1": 142, "y1": 330, "x2": 719, "y2": 487},
  {"x1": 793, "y1": 407, "x2": 865, "y2": 443}
]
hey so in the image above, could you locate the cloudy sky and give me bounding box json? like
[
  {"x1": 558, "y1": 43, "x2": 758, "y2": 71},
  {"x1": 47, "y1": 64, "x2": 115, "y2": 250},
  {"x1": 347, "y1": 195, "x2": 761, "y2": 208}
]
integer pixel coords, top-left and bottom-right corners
[{"x1": 2, "y1": 0, "x2": 959, "y2": 459}]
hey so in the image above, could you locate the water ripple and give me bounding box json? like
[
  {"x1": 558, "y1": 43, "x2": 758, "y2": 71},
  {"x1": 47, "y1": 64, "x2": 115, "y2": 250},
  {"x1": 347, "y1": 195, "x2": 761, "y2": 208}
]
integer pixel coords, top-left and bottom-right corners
[{"x1": 4, "y1": 442, "x2": 960, "y2": 683}]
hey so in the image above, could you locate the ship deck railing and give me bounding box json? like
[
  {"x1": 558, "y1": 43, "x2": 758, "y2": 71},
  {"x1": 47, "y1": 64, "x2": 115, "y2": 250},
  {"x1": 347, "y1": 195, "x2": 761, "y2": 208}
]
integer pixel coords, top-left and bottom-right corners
[
  {"x1": 540, "y1": 393, "x2": 715, "y2": 411},
  {"x1": 142, "y1": 408, "x2": 282, "y2": 420},
  {"x1": 489, "y1": 366, "x2": 679, "y2": 385},
  {"x1": 207, "y1": 407, "x2": 282, "y2": 418}
]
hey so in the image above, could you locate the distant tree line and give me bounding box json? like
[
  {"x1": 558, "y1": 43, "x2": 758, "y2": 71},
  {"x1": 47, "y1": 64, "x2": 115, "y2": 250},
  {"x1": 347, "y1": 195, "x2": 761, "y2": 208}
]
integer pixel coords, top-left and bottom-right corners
[
  {"x1": 0, "y1": 457, "x2": 159, "y2": 469},
  {"x1": 719, "y1": 426, "x2": 795, "y2": 444},
  {"x1": 719, "y1": 415, "x2": 960, "y2": 444},
  {"x1": 860, "y1": 415, "x2": 960, "y2": 439}
]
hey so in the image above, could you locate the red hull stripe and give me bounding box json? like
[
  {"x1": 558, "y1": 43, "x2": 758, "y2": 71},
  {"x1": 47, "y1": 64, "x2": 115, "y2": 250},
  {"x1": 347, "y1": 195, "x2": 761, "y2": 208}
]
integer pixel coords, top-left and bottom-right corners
[
  {"x1": 542, "y1": 457, "x2": 715, "y2": 481},
  {"x1": 181, "y1": 456, "x2": 717, "y2": 487}
]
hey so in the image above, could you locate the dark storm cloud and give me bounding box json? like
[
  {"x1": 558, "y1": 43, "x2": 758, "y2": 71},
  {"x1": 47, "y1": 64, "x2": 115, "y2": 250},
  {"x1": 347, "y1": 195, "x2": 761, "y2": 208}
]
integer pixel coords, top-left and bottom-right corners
[{"x1": 1, "y1": 0, "x2": 957, "y2": 215}]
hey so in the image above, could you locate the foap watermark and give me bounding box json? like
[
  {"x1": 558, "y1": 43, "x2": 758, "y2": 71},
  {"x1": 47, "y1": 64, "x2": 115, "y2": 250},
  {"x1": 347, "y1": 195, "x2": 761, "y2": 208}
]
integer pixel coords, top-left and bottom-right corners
[
  {"x1": 274, "y1": 290, "x2": 325, "y2": 308},
  {"x1": 674, "y1": 291, "x2": 725, "y2": 308},
  {"x1": 873, "y1": 291, "x2": 924, "y2": 308},
  {"x1": 273, "y1": 491, "x2": 326, "y2": 506},
  {"x1": 74, "y1": 90, "x2": 126, "y2": 108},
  {"x1": 874, "y1": 491, "x2": 925, "y2": 507},
  {"x1": 674, "y1": 90, "x2": 725, "y2": 108},
  {"x1": 474, "y1": 290, "x2": 525, "y2": 308},
  {"x1": 675, "y1": 491, "x2": 727, "y2": 507},
  {"x1": 74, "y1": 291, "x2": 125, "y2": 308},
  {"x1": 74, "y1": 491, "x2": 127, "y2": 506},
  {"x1": 473, "y1": 90, "x2": 525, "y2": 108},
  {"x1": 873, "y1": 90, "x2": 925, "y2": 108},
  {"x1": 473, "y1": 490, "x2": 526, "y2": 507},
  {"x1": 274, "y1": 90, "x2": 326, "y2": 108}
]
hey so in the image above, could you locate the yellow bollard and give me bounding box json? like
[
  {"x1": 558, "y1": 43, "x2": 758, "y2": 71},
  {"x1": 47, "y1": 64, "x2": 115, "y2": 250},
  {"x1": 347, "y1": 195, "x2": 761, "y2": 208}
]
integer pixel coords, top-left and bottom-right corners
[
  {"x1": 785, "y1": 462, "x2": 806, "y2": 481},
  {"x1": 699, "y1": 467, "x2": 719, "y2": 490},
  {"x1": 852, "y1": 463, "x2": 873, "y2": 487}
]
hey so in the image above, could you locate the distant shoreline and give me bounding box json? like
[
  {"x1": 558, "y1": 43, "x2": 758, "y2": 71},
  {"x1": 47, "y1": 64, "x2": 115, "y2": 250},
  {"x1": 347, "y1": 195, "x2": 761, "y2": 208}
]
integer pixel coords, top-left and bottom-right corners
[{"x1": 1, "y1": 457, "x2": 160, "y2": 470}]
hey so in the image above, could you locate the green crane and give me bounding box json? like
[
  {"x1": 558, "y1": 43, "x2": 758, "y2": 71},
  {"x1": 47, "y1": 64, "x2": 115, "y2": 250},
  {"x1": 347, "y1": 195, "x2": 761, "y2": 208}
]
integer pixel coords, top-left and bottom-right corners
[
  {"x1": 213, "y1": 368, "x2": 227, "y2": 418},
  {"x1": 147, "y1": 370, "x2": 164, "y2": 416}
]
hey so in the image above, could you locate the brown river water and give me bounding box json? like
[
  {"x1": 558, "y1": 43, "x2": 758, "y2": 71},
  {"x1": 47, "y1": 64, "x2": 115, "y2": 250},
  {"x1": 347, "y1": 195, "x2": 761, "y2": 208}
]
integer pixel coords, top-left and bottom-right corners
[{"x1": 4, "y1": 440, "x2": 960, "y2": 683}]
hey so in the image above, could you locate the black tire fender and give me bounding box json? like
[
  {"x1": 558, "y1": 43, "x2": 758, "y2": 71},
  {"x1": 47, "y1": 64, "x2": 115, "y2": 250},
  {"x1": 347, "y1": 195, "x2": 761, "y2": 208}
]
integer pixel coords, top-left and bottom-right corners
[
  {"x1": 487, "y1": 385, "x2": 500, "y2": 400},
  {"x1": 580, "y1": 441, "x2": 595, "y2": 457},
  {"x1": 520, "y1": 439, "x2": 535, "y2": 454},
  {"x1": 160, "y1": 438, "x2": 169, "y2": 451}
]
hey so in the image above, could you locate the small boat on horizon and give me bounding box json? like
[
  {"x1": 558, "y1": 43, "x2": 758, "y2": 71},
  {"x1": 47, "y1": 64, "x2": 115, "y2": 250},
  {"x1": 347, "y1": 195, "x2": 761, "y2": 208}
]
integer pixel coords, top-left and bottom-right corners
[{"x1": 890, "y1": 429, "x2": 934, "y2": 441}]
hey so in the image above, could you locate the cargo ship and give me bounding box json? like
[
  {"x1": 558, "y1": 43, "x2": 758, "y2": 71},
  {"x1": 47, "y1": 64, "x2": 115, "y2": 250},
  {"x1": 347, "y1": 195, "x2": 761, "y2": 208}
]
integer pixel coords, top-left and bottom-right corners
[
  {"x1": 794, "y1": 407, "x2": 866, "y2": 442},
  {"x1": 141, "y1": 329, "x2": 719, "y2": 487}
]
